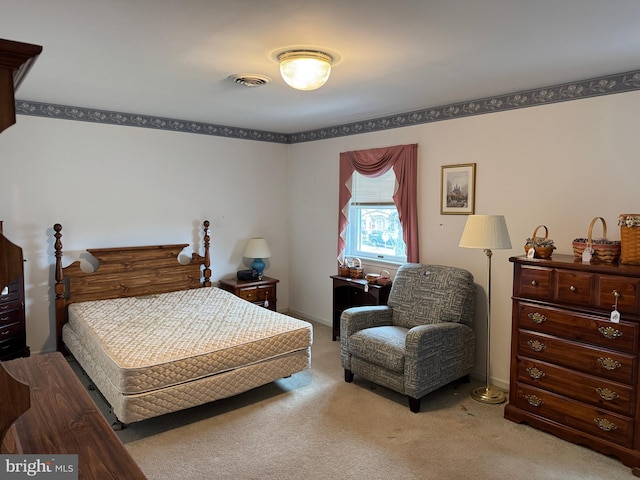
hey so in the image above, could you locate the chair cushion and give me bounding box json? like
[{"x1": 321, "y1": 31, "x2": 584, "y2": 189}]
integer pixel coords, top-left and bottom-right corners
[{"x1": 348, "y1": 326, "x2": 409, "y2": 373}]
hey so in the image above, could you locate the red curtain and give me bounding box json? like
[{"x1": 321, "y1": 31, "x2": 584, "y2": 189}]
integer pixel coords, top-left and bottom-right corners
[{"x1": 338, "y1": 144, "x2": 418, "y2": 263}]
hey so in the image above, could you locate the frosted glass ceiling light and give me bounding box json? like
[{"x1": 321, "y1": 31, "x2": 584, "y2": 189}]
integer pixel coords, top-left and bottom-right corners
[{"x1": 278, "y1": 50, "x2": 332, "y2": 91}]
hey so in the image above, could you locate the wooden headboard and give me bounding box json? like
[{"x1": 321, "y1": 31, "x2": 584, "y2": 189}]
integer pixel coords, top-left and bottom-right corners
[{"x1": 54, "y1": 220, "x2": 212, "y2": 353}]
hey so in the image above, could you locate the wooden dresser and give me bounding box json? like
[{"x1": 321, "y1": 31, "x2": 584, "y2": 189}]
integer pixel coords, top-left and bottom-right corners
[
  {"x1": 0, "y1": 222, "x2": 29, "y2": 360},
  {"x1": 505, "y1": 254, "x2": 640, "y2": 474}
]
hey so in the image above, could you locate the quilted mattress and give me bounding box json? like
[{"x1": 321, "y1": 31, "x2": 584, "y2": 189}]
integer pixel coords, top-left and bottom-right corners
[{"x1": 62, "y1": 287, "x2": 312, "y2": 422}]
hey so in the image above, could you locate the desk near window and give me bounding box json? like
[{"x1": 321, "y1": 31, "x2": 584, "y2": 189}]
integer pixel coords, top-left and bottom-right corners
[{"x1": 330, "y1": 275, "x2": 391, "y2": 341}]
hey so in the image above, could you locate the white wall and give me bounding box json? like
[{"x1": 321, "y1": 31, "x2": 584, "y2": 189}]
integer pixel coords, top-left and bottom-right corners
[
  {"x1": 0, "y1": 116, "x2": 290, "y2": 354},
  {"x1": 3, "y1": 90, "x2": 639, "y2": 390},
  {"x1": 287, "y1": 91, "x2": 640, "y2": 389}
]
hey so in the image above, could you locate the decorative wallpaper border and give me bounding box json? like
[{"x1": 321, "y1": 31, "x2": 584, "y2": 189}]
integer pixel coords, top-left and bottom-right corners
[
  {"x1": 14, "y1": 100, "x2": 290, "y2": 143},
  {"x1": 15, "y1": 69, "x2": 640, "y2": 145}
]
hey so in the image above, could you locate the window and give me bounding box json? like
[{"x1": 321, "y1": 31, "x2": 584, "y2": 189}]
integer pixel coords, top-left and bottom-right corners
[
  {"x1": 338, "y1": 144, "x2": 418, "y2": 263},
  {"x1": 345, "y1": 170, "x2": 407, "y2": 263}
]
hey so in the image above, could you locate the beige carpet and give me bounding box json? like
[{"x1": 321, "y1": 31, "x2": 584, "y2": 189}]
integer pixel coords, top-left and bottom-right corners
[{"x1": 72, "y1": 321, "x2": 634, "y2": 479}]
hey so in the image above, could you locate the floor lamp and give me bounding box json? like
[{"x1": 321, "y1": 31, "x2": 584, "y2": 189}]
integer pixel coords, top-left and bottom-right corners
[{"x1": 459, "y1": 215, "x2": 512, "y2": 404}]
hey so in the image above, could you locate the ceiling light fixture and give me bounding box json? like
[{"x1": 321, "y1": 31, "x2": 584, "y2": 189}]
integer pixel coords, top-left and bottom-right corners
[{"x1": 278, "y1": 50, "x2": 332, "y2": 91}]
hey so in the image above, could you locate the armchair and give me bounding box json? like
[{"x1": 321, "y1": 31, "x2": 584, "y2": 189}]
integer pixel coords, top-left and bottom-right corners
[{"x1": 340, "y1": 263, "x2": 476, "y2": 412}]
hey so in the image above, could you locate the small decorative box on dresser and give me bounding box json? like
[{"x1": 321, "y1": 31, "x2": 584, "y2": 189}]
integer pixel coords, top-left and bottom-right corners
[
  {"x1": 505, "y1": 254, "x2": 640, "y2": 474},
  {"x1": 0, "y1": 222, "x2": 29, "y2": 361},
  {"x1": 330, "y1": 275, "x2": 391, "y2": 341},
  {"x1": 218, "y1": 276, "x2": 279, "y2": 311}
]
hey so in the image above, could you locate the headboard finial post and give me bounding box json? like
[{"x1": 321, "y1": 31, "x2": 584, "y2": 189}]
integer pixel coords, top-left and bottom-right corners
[
  {"x1": 54, "y1": 224, "x2": 63, "y2": 288},
  {"x1": 203, "y1": 220, "x2": 211, "y2": 287},
  {"x1": 53, "y1": 223, "x2": 67, "y2": 353}
]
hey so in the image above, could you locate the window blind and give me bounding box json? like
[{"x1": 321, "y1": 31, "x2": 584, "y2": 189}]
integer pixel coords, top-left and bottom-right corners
[{"x1": 350, "y1": 169, "x2": 396, "y2": 204}]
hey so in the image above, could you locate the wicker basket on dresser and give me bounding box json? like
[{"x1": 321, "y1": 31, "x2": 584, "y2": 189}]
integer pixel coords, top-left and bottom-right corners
[{"x1": 505, "y1": 254, "x2": 640, "y2": 475}]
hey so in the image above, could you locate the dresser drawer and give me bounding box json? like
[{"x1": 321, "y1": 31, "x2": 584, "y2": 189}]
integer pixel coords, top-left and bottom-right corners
[
  {"x1": 516, "y1": 302, "x2": 639, "y2": 352},
  {"x1": 516, "y1": 266, "x2": 553, "y2": 300},
  {"x1": 237, "y1": 286, "x2": 259, "y2": 302},
  {"x1": 0, "y1": 299, "x2": 23, "y2": 316},
  {"x1": 516, "y1": 356, "x2": 634, "y2": 416},
  {"x1": 518, "y1": 330, "x2": 637, "y2": 384},
  {"x1": 0, "y1": 278, "x2": 21, "y2": 305},
  {"x1": 257, "y1": 285, "x2": 276, "y2": 302},
  {"x1": 0, "y1": 319, "x2": 24, "y2": 340},
  {"x1": 0, "y1": 335, "x2": 26, "y2": 359},
  {"x1": 514, "y1": 383, "x2": 634, "y2": 448},
  {"x1": 598, "y1": 275, "x2": 639, "y2": 314},
  {"x1": 0, "y1": 308, "x2": 23, "y2": 327},
  {"x1": 555, "y1": 270, "x2": 594, "y2": 306}
]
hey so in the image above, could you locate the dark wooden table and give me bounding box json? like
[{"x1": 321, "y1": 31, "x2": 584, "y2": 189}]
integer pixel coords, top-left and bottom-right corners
[
  {"x1": 0, "y1": 352, "x2": 147, "y2": 479},
  {"x1": 330, "y1": 275, "x2": 391, "y2": 341}
]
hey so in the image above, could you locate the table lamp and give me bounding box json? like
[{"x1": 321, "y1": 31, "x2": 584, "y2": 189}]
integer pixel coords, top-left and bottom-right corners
[
  {"x1": 244, "y1": 238, "x2": 271, "y2": 279},
  {"x1": 459, "y1": 214, "x2": 512, "y2": 404}
]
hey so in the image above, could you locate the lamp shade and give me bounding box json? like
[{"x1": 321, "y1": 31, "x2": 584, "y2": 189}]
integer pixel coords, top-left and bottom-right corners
[
  {"x1": 244, "y1": 237, "x2": 271, "y2": 259},
  {"x1": 459, "y1": 215, "x2": 512, "y2": 250},
  {"x1": 278, "y1": 50, "x2": 332, "y2": 91}
]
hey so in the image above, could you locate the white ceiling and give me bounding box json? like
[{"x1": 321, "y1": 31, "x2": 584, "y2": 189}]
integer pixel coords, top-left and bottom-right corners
[{"x1": 4, "y1": 0, "x2": 640, "y2": 134}]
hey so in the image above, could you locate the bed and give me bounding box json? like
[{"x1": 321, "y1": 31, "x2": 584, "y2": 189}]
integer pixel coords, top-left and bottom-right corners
[{"x1": 53, "y1": 221, "x2": 313, "y2": 425}]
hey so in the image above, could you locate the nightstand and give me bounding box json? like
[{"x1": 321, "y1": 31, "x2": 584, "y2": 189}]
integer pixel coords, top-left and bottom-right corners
[{"x1": 218, "y1": 276, "x2": 279, "y2": 311}]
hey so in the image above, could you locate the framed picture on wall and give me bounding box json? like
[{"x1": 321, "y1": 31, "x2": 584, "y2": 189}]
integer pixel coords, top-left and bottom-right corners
[{"x1": 440, "y1": 163, "x2": 476, "y2": 215}]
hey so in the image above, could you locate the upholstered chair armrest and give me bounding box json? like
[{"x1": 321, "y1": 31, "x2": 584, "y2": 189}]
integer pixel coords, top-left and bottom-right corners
[
  {"x1": 404, "y1": 322, "x2": 475, "y2": 399},
  {"x1": 340, "y1": 305, "x2": 394, "y2": 337},
  {"x1": 340, "y1": 305, "x2": 393, "y2": 370}
]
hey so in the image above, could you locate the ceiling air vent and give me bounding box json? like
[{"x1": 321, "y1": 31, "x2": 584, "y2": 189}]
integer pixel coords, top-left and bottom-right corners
[{"x1": 228, "y1": 73, "x2": 271, "y2": 87}]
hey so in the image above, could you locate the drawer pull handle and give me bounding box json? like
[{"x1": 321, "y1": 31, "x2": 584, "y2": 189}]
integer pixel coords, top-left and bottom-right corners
[
  {"x1": 530, "y1": 280, "x2": 538, "y2": 286},
  {"x1": 0, "y1": 316, "x2": 9, "y2": 322},
  {"x1": 0, "y1": 330, "x2": 9, "y2": 336},
  {"x1": 526, "y1": 367, "x2": 545, "y2": 380},
  {"x1": 596, "y1": 387, "x2": 619, "y2": 401},
  {"x1": 0, "y1": 305, "x2": 8, "y2": 311},
  {"x1": 569, "y1": 285, "x2": 577, "y2": 292},
  {"x1": 613, "y1": 290, "x2": 621, "y2": 298},
  {"x1": 527, "y1": 312, "x2": 547, "y2": 324},
  {"x1": 525, "y1": 394, "x2": 543, "y2": 407},
  {"x1": 598, "y1": 326, "x2": 622, "y2": 340},
  {"x1": 527, "y1": 340, "x2": 546, "y2": 352},
  {"x1": 598, "y1": 357, "x2": 622, "y2": 370},
  {"x1": 594, "y1": 417, "x2": 617, "y2": 432}
]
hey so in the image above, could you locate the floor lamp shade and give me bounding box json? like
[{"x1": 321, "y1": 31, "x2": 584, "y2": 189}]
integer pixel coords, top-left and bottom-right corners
[
  {"x1": 459, "y1": 215, "x2": 512, "y2": 250},
  {"x1": 459, "y1": 215, "x2": 511, "y2": 404}
]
